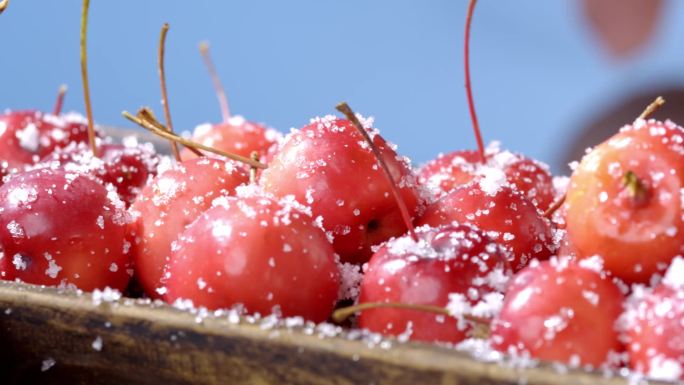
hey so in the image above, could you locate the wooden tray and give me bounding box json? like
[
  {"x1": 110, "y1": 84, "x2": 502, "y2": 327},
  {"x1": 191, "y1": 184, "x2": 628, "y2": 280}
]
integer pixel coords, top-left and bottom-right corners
[{"x1": 0, "y1": 281, "x2": 663, "y2": 385}]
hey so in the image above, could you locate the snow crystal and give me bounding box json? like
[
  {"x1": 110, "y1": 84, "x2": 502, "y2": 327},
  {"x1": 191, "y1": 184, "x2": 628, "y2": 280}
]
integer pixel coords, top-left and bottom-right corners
[
  {"x1": 92, "y1": 287, "x2": 122, "y2": 305},
  {"x1": 581, "y1": 290, "x2": 599, "y2": 306},
  {"x1": 96, "y1": 215, "x2": 105, "y2": 229},
  {"x1": 211, "y1": 220, "x2": 232, "y2": 239},
  {"x1": 16, "y1": 123, "x2": 39, "y2": 152},
  {"x1": 45, "y1": 254, "x2": 62, "y2": 279},
  {"x1": 41, "y1": 358, "x2": 56, "y2": 372},
  {"x1": 197, "y1": 278, "x2": 207, "y2": 290},
  {"x1": 7, "y1": 186, "x2": 37, "y2": 207},
  {"x1": 12, "y1": 254, "x2": 27, "y2": 271},
  {"x1": 648, "y1": 356, "x2": 683, "y2": 381},
  {"x1": 7, "y1": 221, "x2": 25, "y2": 238},
  {"x1": 92, "y1": 336, "x2": 103, "y2": 351},
  {"x1": 338, "y1": 262, "x2": 363, "y2": 301},
  {"x1": 578, "y1": 255, "x2": 604, "y2": 273},
  {"x1": 662, "y1": 256, "x2": 684, "y2": 289},
  {"x1": 478, "y1": 167, "x2": 508, "y2": 196}
]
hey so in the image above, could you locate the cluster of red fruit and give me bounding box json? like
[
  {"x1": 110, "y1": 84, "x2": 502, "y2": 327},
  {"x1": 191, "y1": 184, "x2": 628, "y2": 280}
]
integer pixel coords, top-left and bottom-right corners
[{"x1": 1, "y1": 0, "x2": 684, "y2": 381}]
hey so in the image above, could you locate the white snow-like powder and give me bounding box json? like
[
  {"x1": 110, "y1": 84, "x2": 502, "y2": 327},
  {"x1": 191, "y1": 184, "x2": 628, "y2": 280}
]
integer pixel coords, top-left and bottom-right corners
[
  {"x1": 16, "y1": 123, "x2": 39, "y2": 152},
  {"x1": 92, "y1": 336, "x2": 103, "y2": 351},
  {"x1": 662, "y1": 256, "x2": 684, "y2": 289},
  {"x1": 92, "y1": 287, "x2": 122, "y2": 305},
  {"x1": 338, "y1": 261, "x2": 363, "y2": 301},
  {"x1": 41, "y1": 358, "x2": 56, "y2": 372}
]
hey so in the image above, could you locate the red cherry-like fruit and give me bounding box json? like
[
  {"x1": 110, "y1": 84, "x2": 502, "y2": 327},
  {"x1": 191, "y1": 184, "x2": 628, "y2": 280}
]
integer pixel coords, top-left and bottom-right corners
[
  {"x1": 0, "y1": 111, "x2": 93, "y2": 170},
  {"x1": 0, "y1": 168, "x2": 131, "y2": 291},
  {"x1": 357, "y1": 224, "x2": 511, "y2": 343},
  {"x1": 625, "y1": 257, "x2": 684, "y2": 381},
  {"x1": 418, "y1": 145, "x2": 555, "y2": 210},
  {"x1": 181, "y1": 116, "x2": 281, "y2": 162},
  {"x1": 39, "y1": 140, "x2": 160, "y2": 206},
  {"x1": 418, "y1": 150, "x2": 480, "y2": 193},
  {"x1": 418, "y1": 181, "x2": 554, "y2": 272},
  {"x1": 260, "y1": 116, "x2": 424, "y2": 264},
  {"x1": 165, "y1": 186, "x2": 339, "y2": 322},
  {"x1": 490, "y1": 257, "x2": 625, "y2": 368},
  {"x1": 130, "y1": 156, "x2": 248, "y2": 298},
  {"x1": 566, "y1": 119, "x2": 684, "y2": 284}
]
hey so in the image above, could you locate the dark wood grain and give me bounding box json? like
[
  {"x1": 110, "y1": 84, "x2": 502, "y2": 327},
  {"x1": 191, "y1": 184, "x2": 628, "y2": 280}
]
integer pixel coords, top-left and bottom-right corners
[{"x1": 0, "y1": 281, "x2": 662, "y2": 385}]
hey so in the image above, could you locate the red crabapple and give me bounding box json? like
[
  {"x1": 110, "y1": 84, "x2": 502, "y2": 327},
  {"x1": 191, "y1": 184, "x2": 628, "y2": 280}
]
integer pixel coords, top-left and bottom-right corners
[
  {"x1": 566, "y1": 119, "x2": 684, "y2": 284},
  {"x1": 165, "y1": 186, "x2": 339, "y2": 322},
  {"x1": 38, "y1": 140, "x2": 160, "y2": 206},
  {"x1": 624, "y1": 257, "x2": 684, "y2": 381},
  {"x1": 0, "y1": 110, "x2": 93, "y2": 170},
  {"x1": 490, "y1": 257, "x2": 625, "y2": 368},
  {"x1": 419, "y1": 145, "x2": 555, "y2": 210},
  {"x1": 357, "y1": 224, "x2": 511, "y2": 343},
  {"x1": 0, "y1": 168, "x2": 131, "y2": 291},
  {"x1": 260, "y1": 116, "x2": 424, "y2": 264},
  {"x1": 418, "y1": 181, "x2": 554, "y2": 272},
  {"x1": 129, "y1": 157, "x2": 248, "y2": 298}
]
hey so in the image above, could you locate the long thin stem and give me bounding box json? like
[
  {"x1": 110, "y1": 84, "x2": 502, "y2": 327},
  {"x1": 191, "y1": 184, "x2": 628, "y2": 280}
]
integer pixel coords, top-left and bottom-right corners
[
  {"x1": 199, "y1": 41, "x2": 231, "y2": 122},
  {"x1": 249, "y1": 151, "x2": 259, "y2": 184},
  {"x1": 336, "y1": 102, "x2": 418, "y2": 242},
  {"x1": 464, "y1": 0, "x2": 486, "y2": 163},
  {"x1": 332, "y1": 302, "x2": 489, "y2": 326},
  {"x1": 543, "y1": 194, "x2": 566, "y2": 219},
  {"x1": 81, "y1": 0, "x2": 97, "y2": 155},
  {"x1": 158, "y1": 23, "x2": 181, "y2": 161},
  {"x1": 136, "y1": 108, "x2": 203, "y2": 156},
  {"x1": 123, "y1": 110, "x2": 267, "y2": 169},
  {"x1": 637, "y1": 96, "x2": 665, "y2": 121},
  {"x1": 0, "y1": 0, "x2": 9, "y2": 15},
  {"x1": 53, "y1": 85, "x2": 68, "y2": 115}
]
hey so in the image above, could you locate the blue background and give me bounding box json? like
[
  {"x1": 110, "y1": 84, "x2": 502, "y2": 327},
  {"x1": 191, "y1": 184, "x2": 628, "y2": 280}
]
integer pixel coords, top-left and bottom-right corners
[{"x1": 1, "y1": 1, "x2": 683, "y2": 173}]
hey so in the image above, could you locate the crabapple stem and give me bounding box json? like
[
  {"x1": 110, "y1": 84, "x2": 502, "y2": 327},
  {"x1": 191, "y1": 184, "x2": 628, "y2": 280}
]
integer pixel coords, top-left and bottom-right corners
[
  {"x1": 80, "y1": 0, "x2": 97, "y2": 156},
  {"x1": 622, "y1": 170, "x2": 648, "y2": 204},
  {"x1": 249, "y1": 151, "x2": 259, "y2": 184},
  {"x1": 199, "y1": 41, "x2": 231, "y2": 122},
  {"x1": 135, "y1": 108, "x2": 203, "y2": 157},
  {"x1": 0, "y1": 0, "x2": 9, "y2": 15},
  {"x1": 332, "y1": 302, "x2": 490, "y2": 327},
  {"x1": 637, "y1": 96, "x2": 665, "y2": 121},
  {"x1": 135, "y1": 108, "x2": 203, "y2": 158},
  {"x1": 335, "y1": 102, "x2": 418, "y2": 242},
  {"x1": 123, "y1": 110, "x2": 268, "y2": 169},
  {"x1": 543, "y1": 194, "x2": 566, "y2": 219},
  {"x1": 53, "y1": 84, "x2": 68, "y2": 115},
  {"x1": 158, "y1": 23, "x2": 181, "y2": 162},
  {"x1": 137, "y1": 107, "x2": 204, "y2": 156},
  {"x1": 464, "y1": 0, "x2": 486, "y2": 163}
]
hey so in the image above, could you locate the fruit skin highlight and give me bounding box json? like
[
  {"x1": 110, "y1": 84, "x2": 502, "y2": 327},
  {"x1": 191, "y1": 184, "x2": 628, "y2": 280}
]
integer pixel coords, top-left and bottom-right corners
[{"x1": 566, "y1": 119, "x2": 684, "y2": 284}]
